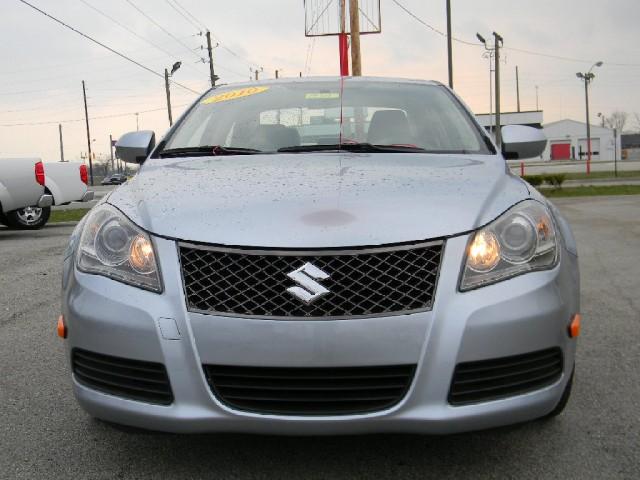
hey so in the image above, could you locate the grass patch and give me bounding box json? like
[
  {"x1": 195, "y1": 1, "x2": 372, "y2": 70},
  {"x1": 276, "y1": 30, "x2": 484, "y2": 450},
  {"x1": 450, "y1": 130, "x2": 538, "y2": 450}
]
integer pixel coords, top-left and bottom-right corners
[
  {"x1": 539, "y1": 170, "x2": 640, "y2": 181},
  {"x1": 542, "y1": 185, "x2": 640, "y2": 198},
  {"x1": 50, "y1": 208, "x2": 90, "y2": 223}
]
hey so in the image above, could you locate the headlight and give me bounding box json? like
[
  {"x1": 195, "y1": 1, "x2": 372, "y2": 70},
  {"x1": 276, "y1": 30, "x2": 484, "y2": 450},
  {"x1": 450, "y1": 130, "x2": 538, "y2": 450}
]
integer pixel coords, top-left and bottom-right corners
[
  {"x1": 76, "y1": 204, "x2": 162, "y2": 292},
  {"x1": 460, "y1": 200, "x2": 557, "y2": 290}
]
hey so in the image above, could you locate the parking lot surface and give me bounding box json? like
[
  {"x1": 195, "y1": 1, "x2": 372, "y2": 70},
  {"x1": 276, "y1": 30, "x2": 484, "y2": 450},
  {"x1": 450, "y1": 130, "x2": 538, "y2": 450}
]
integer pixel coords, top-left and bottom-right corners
[{"x1": 1, "y1": 195, "x2": 638, "y2": 479}]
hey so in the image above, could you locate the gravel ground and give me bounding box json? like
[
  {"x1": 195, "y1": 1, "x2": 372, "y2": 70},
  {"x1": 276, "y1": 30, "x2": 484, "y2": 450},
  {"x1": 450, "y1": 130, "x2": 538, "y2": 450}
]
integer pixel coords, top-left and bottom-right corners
[{"x1": 0, "y1": 195, "x2": 638, "y2": 480}]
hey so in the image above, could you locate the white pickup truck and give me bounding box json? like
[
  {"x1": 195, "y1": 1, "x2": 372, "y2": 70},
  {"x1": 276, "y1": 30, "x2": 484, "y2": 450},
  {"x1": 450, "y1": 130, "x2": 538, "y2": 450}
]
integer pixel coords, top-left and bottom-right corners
[{"x1": 0, "y1": 158, "x2": 93, "y2": 229}]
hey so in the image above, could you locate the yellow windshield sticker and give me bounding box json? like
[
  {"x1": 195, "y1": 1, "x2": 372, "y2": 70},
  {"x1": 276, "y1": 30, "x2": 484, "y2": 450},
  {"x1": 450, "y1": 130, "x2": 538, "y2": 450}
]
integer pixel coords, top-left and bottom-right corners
[
  {"x1": 202, "y1": 86, "x2": 269, "y2": 104},
  {"x1": 305, "y1": 92, "x2": 340, "y2": 99}
]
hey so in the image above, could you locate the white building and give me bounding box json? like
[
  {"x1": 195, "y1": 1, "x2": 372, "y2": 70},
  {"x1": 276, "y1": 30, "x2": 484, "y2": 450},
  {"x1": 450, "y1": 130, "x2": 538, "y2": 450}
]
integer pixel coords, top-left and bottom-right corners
[
  {"x1": 476, "y1": 111, "x2": 543, "y2": 132},
  {"x1": 542, "y1": 119, "x2": 620, "y2": 161}
]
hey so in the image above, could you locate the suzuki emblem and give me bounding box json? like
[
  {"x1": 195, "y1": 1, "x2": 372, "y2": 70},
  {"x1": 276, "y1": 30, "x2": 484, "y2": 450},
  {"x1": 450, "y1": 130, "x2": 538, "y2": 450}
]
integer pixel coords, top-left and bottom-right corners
[{"x1": 286, "y1": 262, "x2": 330, "y2": 304}]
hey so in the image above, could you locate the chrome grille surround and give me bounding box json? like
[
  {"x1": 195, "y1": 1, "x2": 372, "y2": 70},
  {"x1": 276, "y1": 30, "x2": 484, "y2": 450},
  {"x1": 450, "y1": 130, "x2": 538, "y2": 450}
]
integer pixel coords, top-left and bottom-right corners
[{"x1": 178, "y1": 240, "x2": 444, "y2": 320}]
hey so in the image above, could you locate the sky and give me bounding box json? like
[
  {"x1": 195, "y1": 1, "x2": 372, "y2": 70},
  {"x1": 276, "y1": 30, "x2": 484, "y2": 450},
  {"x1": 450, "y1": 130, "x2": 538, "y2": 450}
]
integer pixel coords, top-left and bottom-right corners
[{"x1": 1, "y1": 0, "x2": 639, "y2": 162}]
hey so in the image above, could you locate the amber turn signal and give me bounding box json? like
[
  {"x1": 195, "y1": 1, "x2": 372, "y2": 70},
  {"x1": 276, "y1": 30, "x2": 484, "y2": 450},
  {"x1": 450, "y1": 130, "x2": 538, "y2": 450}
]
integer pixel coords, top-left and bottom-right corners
[
  {"x1": 568, "y1": 313, "x2": 581, "y2": 338},
  {"x1": 57, "y1": 315, "x2": 67, "y2": 339}
]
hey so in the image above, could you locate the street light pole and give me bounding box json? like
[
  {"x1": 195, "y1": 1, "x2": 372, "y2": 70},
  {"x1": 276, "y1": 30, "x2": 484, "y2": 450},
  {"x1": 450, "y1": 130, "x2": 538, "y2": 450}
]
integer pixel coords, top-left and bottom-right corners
[
  {"x1": 576, "y1": 61, "x2": 603, "y2": 175},
  {"x1": 165, "y1": 61, "x2": 182, "y2": 127},
  {"x1": 584, "y1": 77, "x2": 591, "y2": 173},
  {"x1": 493, "y1": 32, "x2": 503, "y2": 148},
  {"x1": 165, "y1": 68, "x2": 173, "y2": 126}
]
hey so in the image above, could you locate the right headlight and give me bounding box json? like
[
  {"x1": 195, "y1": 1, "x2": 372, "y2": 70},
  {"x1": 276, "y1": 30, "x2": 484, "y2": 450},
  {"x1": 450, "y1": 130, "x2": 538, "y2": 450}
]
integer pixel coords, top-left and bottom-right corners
[
  {"x1": 76, "y1": 204, "x2": 162, "y2": 292},
  {"x1": 460, "y1": 200, "x2": 558, "y2": 291}
]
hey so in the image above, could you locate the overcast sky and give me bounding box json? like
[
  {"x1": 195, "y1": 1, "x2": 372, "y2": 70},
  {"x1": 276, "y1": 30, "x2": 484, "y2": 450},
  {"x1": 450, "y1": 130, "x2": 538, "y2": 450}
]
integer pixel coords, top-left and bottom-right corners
[{"x1": 1, "y1": 0, "x2": 639, "y2": 162}]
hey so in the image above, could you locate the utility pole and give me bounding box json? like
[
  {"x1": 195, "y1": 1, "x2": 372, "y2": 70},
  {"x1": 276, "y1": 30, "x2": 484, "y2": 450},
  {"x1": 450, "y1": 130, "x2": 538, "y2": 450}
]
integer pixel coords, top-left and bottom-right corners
[
  {"x1": 349, "y1": 0, "x2": 362, "y2": 76},
  {"x1": 255, "y1": 69, "x2": 259, "y2": 81},
  {"x1": 515, "y1": 65, "x2": 521, "y2": 112},
  {"x1": 614, "y1": 128, "x2": 618, "y2": 177},
  {"x1": 82, "y1": 80, "x2": 94, "y2": 186},
  {"x1": 493, "y1": 32, "x2": 503, "y2": 148},
  {"x1": 576, "y1": 62, "x2": 603, "y2": 175},
  {"x1": 535, "y1": 85, "x2": 539, "y2": 110},
  {"x1": 275, "y1": 69, "x2": 279, "y2": 79},
  {"x1": 206, "y1": 30, "x2": 217, "y2": 87},
  {"x1": 165, "y1": 68, "x2": 173, "y2": 126},
  {"x1": 58, "y1": 124, "x2": 64, "y2": 162},
  {"x1": 136, "y1": 112, "x2": 139, "y2": 131},
  {"x1": 109, "y1": 134, "x2": 114, "y2": 173},
  {"x1": 446, "y1": 0, "x2": 453, "y2": 89},
  {"x1": 339, "y1": 0, "x2": 349, "y2": 76}
]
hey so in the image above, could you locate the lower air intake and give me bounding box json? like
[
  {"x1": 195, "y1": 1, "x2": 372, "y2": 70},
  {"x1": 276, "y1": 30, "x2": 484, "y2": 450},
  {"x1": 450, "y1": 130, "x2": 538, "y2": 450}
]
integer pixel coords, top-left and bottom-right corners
[
  {"x1": 204, "y1": 364, "x2": 416, "y2": 415},
  {"x1": 449, "y1": 347, "x2": 563, "y2": 405},
  {"x1": 72, "y1": 348, "x2": 173, "y2": 405}
]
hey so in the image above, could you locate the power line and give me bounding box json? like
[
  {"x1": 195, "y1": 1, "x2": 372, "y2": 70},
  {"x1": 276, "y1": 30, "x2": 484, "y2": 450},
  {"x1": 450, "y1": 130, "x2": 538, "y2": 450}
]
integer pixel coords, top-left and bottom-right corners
[
  {"x1": 390, "y1": 0, "x2": 479, "y2": 46},
  {"x1": 391, "y1": 0, "x2": 640, "y2": 67},
  {"x1": 0, "y1": 34, "x2": 200, "y2": 77},
  {"x1": 170, "y1": 0, "x2": 207, "y2": 31},
  {"x1": 503, "y1": 46, "x2": 640, "y2": 67},
  {"x1": 15, "y1": 0, "x2": 201, "y2": 94},
  {"x1": 164, "y1": 0, "x2": 203, "y2": 31},
  {"x1": 79, "y1": 0, "x2": 204, "y2": 76},
  {"x1": 124, "y1": 0, "x2": 202, "y2": 61},
  {"x1": 0, "y1": 103, "x2": 191, "y2": 127}
]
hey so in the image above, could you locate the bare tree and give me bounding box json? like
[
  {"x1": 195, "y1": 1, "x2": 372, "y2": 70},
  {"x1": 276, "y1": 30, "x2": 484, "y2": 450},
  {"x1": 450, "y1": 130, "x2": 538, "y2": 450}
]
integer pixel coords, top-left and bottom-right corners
[{"x1": 605, "y1": 111, "x2": 628, "y2": 133}]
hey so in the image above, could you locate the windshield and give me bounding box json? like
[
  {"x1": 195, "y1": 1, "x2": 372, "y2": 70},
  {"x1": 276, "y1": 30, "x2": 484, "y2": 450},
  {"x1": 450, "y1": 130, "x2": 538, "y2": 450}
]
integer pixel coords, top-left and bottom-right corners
[{"x1": 160, "y1": 79, "x2": 492, "y2": 155}]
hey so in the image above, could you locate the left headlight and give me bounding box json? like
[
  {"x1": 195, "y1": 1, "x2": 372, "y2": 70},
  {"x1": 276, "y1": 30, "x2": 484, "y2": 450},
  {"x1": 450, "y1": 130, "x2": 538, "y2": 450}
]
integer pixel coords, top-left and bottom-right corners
[
  {"x1": 76, "y1": 204, "x2": 162, "y2": 292},
  {"x1": 460, "y1": 200, "x2": 558, "y2": 291}
]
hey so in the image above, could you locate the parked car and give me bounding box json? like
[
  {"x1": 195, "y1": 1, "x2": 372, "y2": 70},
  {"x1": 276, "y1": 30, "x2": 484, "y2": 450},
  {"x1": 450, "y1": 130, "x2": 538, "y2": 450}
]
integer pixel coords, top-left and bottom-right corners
[
  {"x1": 61, "y1": 77, "x2": 580, "y2": 435},
  {"x1": 101, "y1": 173, "x2": 127, "y2": 185},
  {"x1": 2, "y1": 160, "x2": 94, "y2": 229},
  {"x1": 0, "y1": 157, "x2": 53, "y2": 229}
]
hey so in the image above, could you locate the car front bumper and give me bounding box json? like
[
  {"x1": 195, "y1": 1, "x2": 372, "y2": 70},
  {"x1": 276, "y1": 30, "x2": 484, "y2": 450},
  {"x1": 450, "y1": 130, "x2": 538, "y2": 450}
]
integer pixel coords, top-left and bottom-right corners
[{"x1": 62, "y1": 234, "x2": 579, "y2": 435}]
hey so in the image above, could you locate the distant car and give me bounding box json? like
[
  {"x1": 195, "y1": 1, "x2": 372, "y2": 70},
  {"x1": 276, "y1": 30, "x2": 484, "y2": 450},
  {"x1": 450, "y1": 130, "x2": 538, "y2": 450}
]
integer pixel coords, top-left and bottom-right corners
[
  {"x1": 101, "y1": 174, "x2": 127, "y2": 185},
  {"x1": 62, "y1": 77, "x2": 580, "y2": 435}
]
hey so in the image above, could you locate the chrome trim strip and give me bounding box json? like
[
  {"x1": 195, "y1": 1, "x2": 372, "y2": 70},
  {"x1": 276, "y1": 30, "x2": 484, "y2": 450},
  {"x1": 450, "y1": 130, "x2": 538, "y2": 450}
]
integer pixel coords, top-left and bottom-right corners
[{"x1": 177, "y1": 239, "x2": 444, "y2": 257}]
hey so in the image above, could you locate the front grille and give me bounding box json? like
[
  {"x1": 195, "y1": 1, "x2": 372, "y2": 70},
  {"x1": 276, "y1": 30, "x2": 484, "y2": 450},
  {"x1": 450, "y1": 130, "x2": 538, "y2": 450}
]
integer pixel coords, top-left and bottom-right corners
[
  {"x1": 179, "y1": 241, "x2": 443, "y2": 319},
  {"x1": 204, "y1": 364, "x2": 416, "y2": 415},
  {"x1": 72, "y1": 349, "x2": 173, "y2": 405},
  {"x1": 448, "y1": 347, "x2": 563, "y2": 405}
]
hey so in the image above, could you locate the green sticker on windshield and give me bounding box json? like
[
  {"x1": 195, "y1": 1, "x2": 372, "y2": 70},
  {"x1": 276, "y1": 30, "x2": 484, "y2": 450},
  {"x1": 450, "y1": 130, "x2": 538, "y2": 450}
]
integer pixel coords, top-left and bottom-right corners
[{"x1": 305, "y1": 92, "x2": 340, "y2": 99}]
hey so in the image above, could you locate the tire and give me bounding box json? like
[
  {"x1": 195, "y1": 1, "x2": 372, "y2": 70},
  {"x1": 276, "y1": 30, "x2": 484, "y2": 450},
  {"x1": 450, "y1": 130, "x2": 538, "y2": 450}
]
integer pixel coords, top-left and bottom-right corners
[
  {"x1": 5, "y1": 206, "x2": 51, "y2": 230},
  {"x1": 544, "y1": 368, "x2": 574, "y2": 419},
  {"x1": 0, "y1": 211, "x2": 8, "y2": 227}
]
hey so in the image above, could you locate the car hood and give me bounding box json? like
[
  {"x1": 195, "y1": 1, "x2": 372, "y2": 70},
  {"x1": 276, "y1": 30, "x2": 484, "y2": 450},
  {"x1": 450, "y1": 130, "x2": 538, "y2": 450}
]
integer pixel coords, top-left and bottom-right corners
[{"x1": 108, "y1": 153, "x2": 529, "y2": 248}]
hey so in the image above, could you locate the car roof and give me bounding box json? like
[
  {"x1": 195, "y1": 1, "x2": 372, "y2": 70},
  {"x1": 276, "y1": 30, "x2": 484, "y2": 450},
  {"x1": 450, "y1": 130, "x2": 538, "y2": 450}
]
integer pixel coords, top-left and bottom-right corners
[{"x1": 210, "y1": 76, "x2": 444, "y2": 92}]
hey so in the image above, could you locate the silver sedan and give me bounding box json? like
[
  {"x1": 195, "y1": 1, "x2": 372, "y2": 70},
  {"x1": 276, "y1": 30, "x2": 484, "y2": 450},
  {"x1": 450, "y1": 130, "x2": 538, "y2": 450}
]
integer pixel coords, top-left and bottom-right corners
[{"x1": 60, "y1": 77, "x2": 580, "y2": 434}]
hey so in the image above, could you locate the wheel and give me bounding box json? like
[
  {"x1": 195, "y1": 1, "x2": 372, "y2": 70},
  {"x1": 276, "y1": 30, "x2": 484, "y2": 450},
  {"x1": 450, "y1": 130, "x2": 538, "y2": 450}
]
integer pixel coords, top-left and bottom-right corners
[
  {"x1": 5, "y1": 206, "x2": 51, "y2": 230},
  {"x1": 0, "y1": 211, "x2": 8, "y2": 227},
  {"x1": 544, "y1": 368, "x2": 574, "y2": 419}
]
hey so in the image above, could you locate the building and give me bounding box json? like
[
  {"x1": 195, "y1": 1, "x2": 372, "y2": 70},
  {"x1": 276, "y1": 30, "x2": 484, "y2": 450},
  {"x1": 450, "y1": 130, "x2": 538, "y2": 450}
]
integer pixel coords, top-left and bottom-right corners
[
  {"x1": 541, "y1": 119, "x2": 620, "y2": 161},
  {"x1": 621, "y1": 133, "x2": 640, "y2": 160},
  {"x1": 476, "y1": 111, "x2": 543, "y2": 134}
]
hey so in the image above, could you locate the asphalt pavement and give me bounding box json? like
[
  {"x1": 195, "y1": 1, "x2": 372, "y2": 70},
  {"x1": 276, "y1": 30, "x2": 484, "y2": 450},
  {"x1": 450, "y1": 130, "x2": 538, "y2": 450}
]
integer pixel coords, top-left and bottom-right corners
[{"x1": 1, "y1": 195, "x2": 639, "y2": 479}]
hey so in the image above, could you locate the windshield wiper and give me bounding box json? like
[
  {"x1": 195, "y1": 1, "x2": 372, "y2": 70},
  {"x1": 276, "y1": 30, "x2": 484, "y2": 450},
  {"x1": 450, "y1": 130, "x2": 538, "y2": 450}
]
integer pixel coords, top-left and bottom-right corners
[
  {"x1": 278, "y1": 143, "x2": 429, "y2": 153},
  {"x1": 159, "y1": 145, "x2": 263, "y2": 158}
]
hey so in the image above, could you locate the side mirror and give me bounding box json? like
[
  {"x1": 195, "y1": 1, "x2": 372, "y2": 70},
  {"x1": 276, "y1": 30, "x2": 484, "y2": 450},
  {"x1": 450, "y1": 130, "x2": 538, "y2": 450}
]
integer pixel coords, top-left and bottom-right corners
[
  {"x1": 115, "y1": 130, "x2": 155, "y2": 164},
  {"x1": 501, "y1": 125, "x2": 547, "y2": 160}
]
